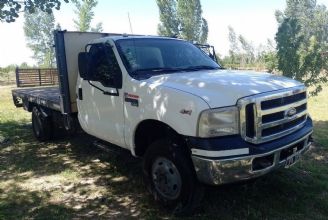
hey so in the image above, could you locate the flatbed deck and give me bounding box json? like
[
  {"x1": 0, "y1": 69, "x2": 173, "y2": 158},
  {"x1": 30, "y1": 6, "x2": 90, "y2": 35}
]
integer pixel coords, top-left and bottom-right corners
[{"x1": 12, "y1": 87, "x2": 61, "y2": 112}]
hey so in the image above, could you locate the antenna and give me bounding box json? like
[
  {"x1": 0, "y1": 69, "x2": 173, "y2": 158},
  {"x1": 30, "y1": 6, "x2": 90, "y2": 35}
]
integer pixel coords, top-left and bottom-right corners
[{"x1": 128, "y1": 12, "x2": 134, "y2": 34}]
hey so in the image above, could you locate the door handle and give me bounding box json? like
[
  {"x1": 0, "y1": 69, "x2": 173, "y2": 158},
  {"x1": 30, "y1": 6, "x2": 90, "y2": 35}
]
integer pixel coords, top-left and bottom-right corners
[{"x1": 78, "y1": 88, "x2": 83, "y2": 100}]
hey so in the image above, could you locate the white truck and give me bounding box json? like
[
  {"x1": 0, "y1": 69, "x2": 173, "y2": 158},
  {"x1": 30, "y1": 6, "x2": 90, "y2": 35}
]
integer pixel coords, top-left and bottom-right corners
[{"x1": 12, "y1": 31, "x2": 313, "y2": 215}]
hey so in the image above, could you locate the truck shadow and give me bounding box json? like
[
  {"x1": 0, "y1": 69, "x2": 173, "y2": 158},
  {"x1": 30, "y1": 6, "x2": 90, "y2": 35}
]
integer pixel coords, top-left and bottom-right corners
[{"x1": 1, "y1": 119, "x2": 327, "y2": 219}]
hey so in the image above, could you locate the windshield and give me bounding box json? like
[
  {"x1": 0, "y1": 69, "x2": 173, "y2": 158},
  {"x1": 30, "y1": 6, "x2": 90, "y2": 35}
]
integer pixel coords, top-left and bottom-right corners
[{"x1": 115, "y1": 38, "x2": 221, "y2": 78}]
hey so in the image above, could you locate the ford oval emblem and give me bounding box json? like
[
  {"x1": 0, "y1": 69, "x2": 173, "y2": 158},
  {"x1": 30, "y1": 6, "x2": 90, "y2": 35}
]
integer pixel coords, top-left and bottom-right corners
[{"x1": 285, "y1": 107, "x2": 297, "y2": 118}]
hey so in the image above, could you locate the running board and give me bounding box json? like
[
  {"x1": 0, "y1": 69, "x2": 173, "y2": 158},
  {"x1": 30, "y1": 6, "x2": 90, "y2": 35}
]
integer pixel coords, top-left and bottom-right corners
[{"x1": 92, "y1": 140, "x2": 127, "y2": 156}]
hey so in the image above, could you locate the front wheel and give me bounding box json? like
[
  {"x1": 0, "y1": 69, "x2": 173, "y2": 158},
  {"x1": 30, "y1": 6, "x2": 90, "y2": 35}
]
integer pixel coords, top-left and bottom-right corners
[{"x1": 143, "y1": 138, "x2": 204, "y2": 216}]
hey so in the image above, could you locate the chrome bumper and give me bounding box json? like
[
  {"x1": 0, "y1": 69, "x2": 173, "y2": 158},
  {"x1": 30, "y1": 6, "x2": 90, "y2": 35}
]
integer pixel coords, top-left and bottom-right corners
[{"x1": 191, "y1": 133, "x2": 312, "y2": 185}]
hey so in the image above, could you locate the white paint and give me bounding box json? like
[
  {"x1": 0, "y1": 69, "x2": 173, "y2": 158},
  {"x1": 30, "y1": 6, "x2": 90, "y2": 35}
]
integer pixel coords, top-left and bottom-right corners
[
  {"x1": 77, "y1": 37, "x2": 126, "y2": 147},
  {"x1": 145, "y1": 70, "x2": 302, "y2": 108}
]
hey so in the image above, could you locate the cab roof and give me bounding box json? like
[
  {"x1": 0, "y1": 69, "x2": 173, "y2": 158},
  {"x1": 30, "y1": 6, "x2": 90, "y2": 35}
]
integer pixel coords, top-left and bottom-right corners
[{"x1": 90, "y1": 34, "x2": 184, "y2": 44}]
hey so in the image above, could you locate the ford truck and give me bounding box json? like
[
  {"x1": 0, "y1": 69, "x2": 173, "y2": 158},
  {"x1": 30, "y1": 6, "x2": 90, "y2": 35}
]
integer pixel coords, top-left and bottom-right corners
[{"x1": 12, "y1": 31, "x2": 313, "y2": 215}]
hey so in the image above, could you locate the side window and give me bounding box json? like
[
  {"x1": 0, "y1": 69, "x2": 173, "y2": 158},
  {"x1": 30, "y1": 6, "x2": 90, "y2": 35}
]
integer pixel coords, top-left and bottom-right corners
[{"x1": 88, "y1": 43, "x2": 122, "y2": 87}]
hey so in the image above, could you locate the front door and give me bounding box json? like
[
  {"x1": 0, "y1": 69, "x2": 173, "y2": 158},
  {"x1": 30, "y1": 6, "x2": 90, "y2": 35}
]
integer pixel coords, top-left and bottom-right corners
[{"x1": 77, "y1": 42, "x2": 125, "y2": 147}]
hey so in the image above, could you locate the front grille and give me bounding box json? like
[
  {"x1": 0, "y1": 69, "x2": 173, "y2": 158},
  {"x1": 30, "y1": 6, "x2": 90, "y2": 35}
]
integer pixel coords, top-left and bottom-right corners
[
  {"x1": 239, "y1": 86, "x2": 308, "y2": 144},
  {"x1": 262, "y1": 115, "x2": 306, "y2": 137},
  {"x1": 261, "y1": 92, "x2": 306, "y2": 110},
  {"x1": 245, "y1": 104, "x2": 255, "y2": 138}
]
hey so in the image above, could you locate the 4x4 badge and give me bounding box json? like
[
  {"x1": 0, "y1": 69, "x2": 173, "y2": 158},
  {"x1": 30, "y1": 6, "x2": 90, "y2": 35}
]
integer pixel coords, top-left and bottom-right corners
[{"x1": 180, "y1": 109, "x2": 192, "y2": 115}]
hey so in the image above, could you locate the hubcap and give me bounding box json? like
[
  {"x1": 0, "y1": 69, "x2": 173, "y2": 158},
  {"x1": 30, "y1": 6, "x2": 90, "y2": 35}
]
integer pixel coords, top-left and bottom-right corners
[{"x1": 151, "y1": 157, "x2": 182, "y2": 200}]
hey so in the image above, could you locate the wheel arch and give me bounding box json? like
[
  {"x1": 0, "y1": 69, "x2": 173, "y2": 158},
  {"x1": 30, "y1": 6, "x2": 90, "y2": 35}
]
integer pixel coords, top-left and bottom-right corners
[{"x1": 133, "y1": 119, "x2": 186, "y2": 157}]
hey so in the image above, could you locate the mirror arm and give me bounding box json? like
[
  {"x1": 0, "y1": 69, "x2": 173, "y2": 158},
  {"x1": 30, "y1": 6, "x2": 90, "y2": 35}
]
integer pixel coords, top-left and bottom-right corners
[
  {"x1": 103, "y1": 89, "x2": 119, "y2": 96},
  {"x1": 87, "y1": 81, "x2": 119, "y2": 96}
]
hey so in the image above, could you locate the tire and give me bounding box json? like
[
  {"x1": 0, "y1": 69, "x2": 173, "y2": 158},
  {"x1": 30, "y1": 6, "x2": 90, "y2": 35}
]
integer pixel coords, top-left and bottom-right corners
[
  {"x1": 32, "y1": 107, "x2": 52, "y2": 141},
  {"x1": 143, "y1": 138, "x2": 204, "y2": 216}
]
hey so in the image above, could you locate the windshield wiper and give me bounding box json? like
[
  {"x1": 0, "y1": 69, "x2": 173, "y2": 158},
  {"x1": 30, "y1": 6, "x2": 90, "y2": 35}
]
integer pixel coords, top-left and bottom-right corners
[
  {"x1": 183, "y1": 65, "x2": 220, "y2": 71},
  {"x1": 131, "y1": 67, "x2": 186, "y2": 75},
  {"x1": 130, "y1": 66, "x2": 221, "y2": 79}
]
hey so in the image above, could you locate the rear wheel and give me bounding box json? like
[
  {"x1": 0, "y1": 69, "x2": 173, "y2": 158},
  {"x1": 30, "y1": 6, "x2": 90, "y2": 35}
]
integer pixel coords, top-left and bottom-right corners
[
  {"x1": 32, "y1": 107, "x2": 52, "y2": 141},
  {"x1": 143, "y1": 138, "x2": 204, "y2": 216}
]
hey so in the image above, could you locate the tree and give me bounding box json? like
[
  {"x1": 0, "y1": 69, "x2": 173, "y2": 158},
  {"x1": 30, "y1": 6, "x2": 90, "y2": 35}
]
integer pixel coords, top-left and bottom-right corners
[
  {"x1": 238, "y1": 34, "x2": 255, "y2": 65},
  {"x1": 91, "y1": 22, "x2": 103, "y2": 32},
  {"x1": 157, "y1": 0, "x2": 180, "y2": 37},
  {"x1": 156, "y1": 0, "x2": 208, "y2": 43},
  {"x1": 177, "y1": 0, "x2": 207, "y2": 43},
  {"x1": 200, "y1": 18, "x2": 208, "y2": 44},
  {"x1": 227, "y1": 26, "x2": 240, "y2": 66},
  {"x1": 263, "y1": 39, "x2": 278, "y2": 73},
  {"x1": 223, "y1": 26, "x2": 277, "y2": 72},
  {"x1": 24, "y1": 9, "x2": 56, "y2": 67},
  {"x1": 276, "y1": 18, "x2": 303, "y2": 78},
  {"x1": 275, "y1": 0, "x2": 328, "y2": 95},
  {"x1": 20, "y1": 62, "x2": 29, "y2": 68},
  {"x1": 228, "y1": 26, "x2": 239, "y2": 53},
  {"x1": 72, "y1": 0, "x2": 103, "y2": 32},
  {"x1": 0, "y1": 0, "x2": 68, "y2": 23}
]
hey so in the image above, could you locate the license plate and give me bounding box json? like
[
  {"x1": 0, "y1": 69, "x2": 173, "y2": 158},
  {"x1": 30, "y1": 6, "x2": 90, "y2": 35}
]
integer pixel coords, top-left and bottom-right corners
[{"x1": 285, "y1": 153, "x2": 300, "y2": 168}]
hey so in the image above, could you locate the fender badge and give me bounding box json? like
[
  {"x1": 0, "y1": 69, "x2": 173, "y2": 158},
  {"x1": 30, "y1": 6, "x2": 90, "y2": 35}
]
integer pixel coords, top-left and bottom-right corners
[
  {"x1": 180, "y1": 109, "x2": 192, "y2": 115},
  {"x1": 124, "y1": 93, "x2": 139, "y2": 107}
]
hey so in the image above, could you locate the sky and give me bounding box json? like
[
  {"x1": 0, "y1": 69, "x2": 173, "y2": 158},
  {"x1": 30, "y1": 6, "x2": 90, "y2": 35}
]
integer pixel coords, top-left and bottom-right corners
[{"x1": 0, "y1": 0, "x2": 328, "y2": 67}]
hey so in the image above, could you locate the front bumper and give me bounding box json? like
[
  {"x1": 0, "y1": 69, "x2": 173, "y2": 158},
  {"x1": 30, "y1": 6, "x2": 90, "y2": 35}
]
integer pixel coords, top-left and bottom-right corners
[
  {"x1": 188, "y1": 117, "x2": 313, "y2": 185},
  {"x1": 190, "y1": 127, "x2": 313, "y2": 185}
]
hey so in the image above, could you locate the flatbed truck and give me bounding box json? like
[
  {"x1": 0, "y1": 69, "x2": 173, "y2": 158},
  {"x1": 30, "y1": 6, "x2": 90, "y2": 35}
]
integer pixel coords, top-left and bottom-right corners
[{"x1": 12, "y1": 31, "x2": 313, "y2": 215}]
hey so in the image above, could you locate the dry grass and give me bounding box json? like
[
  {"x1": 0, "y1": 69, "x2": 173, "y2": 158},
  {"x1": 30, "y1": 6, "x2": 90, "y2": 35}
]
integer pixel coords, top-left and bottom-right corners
[
  {"x1": 0, "y1": 72, "x2": 15, "y2": 86},
  {"x1": 0, "y1": 84, "x2": 327, "y2": 219}
]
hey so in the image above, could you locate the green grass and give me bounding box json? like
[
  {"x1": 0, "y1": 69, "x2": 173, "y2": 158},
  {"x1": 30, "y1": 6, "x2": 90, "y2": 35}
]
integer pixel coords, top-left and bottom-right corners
[
  {"x1": 0, "y1": 85, "x2": 327, "y2": 219},
  {"x1": 308, "y1": 89, "x2": 328, "y2": 147},
  {"x1": 0, "y1": 71, "x2": 15, "y2": 86}
]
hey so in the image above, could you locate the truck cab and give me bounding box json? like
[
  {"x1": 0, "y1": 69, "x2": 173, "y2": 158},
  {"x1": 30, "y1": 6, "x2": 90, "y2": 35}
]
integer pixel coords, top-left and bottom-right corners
[{"x1": 12, "y1": 31, "x2": 313, "y2": 215}]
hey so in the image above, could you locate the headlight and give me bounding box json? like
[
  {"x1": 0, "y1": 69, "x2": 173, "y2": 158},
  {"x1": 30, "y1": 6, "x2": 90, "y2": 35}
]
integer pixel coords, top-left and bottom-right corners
[{"x1": 198, "y1": 106, "x2": 239, "y2": 138}]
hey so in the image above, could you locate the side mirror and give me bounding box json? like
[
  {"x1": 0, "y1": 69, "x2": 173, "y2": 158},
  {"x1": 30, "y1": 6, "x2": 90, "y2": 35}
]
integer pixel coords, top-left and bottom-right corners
[
  {"x1": 98, "y1": 72, "x2": 122, "y2": 89},
  {"x1": 78, "y1": 52, "x2": 91, "y2": 80}
]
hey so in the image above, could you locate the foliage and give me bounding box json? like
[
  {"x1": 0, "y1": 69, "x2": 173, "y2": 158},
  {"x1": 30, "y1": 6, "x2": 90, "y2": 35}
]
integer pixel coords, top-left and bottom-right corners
[
  {"x1": 263, "y1": 51, "x2": 278, "y2": 73},
  {"x1": 23, "y1": 9, "x2": 56, "y2": 67},
  {"x1": 156, "y1": 0, "x2": 208, "y2": 44},
  {"x1": 222, "y1": 26, "x2": 277, "y2": 72},
  {"x1": 0, "y1": 65, "x2": 17, "y2": 83},
  {"x1": 177, "y1": 0, "x2": 207, "y2": 43},
  {"x1": 72, "y1": 0, "x2": 102, "y2": 32},
  {"x1": 91, "y1": 22, "x2": 103, "y2": 32},
  {"x1": 228, "y1": 26, "x2": 239, "y2": 64},
  {"x1": 199, "y1": 18, "x2": 208, "y2": 44},
  {"x1": 0, "y1": 64, "x2": 16, "y2": 73},
  {"x1": 275, "y1": 0, "x2": 328, "y2": 96},
  {"x1": 0, "y1": 0, "x2": 68, "y2": 23},
  {"x1": 238, "y1": 35, "x2": 255, "y2": 65},
  {"x1": 157, "y1": 0, "x2": 179, "y2": 37}
]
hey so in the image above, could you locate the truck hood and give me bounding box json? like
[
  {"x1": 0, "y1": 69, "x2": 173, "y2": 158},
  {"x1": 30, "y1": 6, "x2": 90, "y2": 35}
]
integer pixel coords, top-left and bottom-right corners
[{"x1": 146, "y1": 70, "x2": 303, "y2": 108}]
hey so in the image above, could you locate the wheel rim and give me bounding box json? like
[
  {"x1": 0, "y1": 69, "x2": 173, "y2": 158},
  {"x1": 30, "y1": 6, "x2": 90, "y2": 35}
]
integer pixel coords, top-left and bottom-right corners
[{"x1": 151, "y1": 157, "x2": 182, "y2": 200}]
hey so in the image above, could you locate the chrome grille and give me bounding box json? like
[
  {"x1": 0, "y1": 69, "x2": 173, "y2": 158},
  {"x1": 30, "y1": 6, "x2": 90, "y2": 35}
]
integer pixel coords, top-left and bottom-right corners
[{"x1": 238, "y1": 86, "x2": 308, "y2": 144}]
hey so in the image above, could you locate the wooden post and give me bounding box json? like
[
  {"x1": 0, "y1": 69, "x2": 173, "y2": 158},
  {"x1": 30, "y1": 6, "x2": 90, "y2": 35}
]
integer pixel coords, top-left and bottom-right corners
[
  {"x1": 38, "y1": 69, "x2": 42, "y2": 86},
  {"x1": 15, "y1": 67, "x2": 20, "y2": 87}
]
